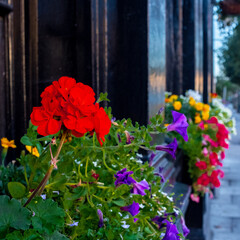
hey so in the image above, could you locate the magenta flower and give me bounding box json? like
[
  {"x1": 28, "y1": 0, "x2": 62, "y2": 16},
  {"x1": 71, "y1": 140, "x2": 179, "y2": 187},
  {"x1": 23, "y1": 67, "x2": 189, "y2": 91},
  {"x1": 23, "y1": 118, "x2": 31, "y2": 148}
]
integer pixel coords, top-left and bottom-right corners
[
  {"x1": 97, "y1": 209, "x2": 104, "y2": 228},
  {"x1": 114, "y1": 168, "x2": 136, "y2": 186},
  {"x1": 156, "y1": 138, "x2": 178, "y2": 159},
  {"x1": 180, "y1": 216, "x2": 190, "y2": 237},
  {"x1": 120, "y1": 201, "x2": 140, "y2": 216},
  {"x1": 167, "y1": 111, "x2": 189, "y2": 141},
  {"x1": 131, "y1": 180, "x2": 150, "y2": 196},
  {"x1": 190, "y1": 194, "x2": 200, "y2": 203}
]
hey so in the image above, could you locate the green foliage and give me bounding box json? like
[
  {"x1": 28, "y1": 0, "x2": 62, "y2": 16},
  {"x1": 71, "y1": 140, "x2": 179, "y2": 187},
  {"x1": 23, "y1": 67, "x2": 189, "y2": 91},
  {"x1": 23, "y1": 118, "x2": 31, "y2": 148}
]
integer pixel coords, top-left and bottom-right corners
[
  {"x1": 0, "y1": 195, "x2": 31, "y2": 236},
  {"x1": 0, "y1": 106, "x2": 185, "y2": 239},
  {"x1": 8, "y1": 182, "x2": 27, "y2": 199},
  {"x1": 220, "y1": 19, "x2": 240, "y2": 85},
  {"x1": 28, "y1": 198, "x2": 65, "y2": 234}
]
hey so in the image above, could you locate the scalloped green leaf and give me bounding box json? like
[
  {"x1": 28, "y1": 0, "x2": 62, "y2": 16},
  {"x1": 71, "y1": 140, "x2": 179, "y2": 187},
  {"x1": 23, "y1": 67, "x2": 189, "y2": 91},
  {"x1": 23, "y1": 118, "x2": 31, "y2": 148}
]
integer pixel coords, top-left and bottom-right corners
[
  {"x1": 8, "y1": 182, "x2": 26, "y2": 199},
  {"x1": 28, "y1": 198, "x2": 65, "y2": 234},
  {"x1": 0, "y1": 195, "x2": 31, "y2": 236}
]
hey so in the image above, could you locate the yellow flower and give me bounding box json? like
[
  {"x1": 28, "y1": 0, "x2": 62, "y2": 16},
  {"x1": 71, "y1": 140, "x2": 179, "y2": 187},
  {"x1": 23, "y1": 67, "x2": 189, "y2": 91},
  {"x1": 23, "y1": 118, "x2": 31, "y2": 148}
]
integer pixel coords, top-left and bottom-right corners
[
  {"x1": 202, "y1": 111, "x2": 209, "y2": 121},
  {"x1": 1, "y1": 138, "x2": 17, "y2": 149},
  {"x1": 26, "y1": 146, "x2": 40, "y2": 157},
  {"x1": 195, "y1": 115, "x2": 202, "y2": 124},
  {"x1": 169, "y1": 95, "x2": 178, "y2": 102},
  {"x1": 164, "y1": 123, "x2": 170, "y2": 127},
  {"x1": 203, "y1": 104, "x2": 210, "y2": 112},
  {"x1": 204, "y1": 124, "x2": 208, "y2": 129},
  {"x1": 195, "y1": 102, "x2": 203, "y2": 111},
  {"x1": 173, "y1": 101, "x2": 182, "y2": 110},
  {"x1": 189, "y1": 97, "x2": 196, "y2": 106}
]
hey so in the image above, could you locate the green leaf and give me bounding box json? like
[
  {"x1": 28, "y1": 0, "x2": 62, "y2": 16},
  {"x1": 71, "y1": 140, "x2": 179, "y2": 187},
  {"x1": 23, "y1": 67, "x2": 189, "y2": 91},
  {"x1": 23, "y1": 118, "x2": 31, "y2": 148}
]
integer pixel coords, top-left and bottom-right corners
[
  {"x1": 112, "y1": 199, "x2": 126, "y2": 207},
  {"x1": 97, "y1": 92, "x2": 110, "y2": 103},
  {"x1": 6, "y1": 231, "x2": 23, "y2": 240},
  {"x1": 8, "y1": 182, "x2": 26, "y2": 199},
  {"x1": 44, "y1": 231, "x2": 69, "y2": 240},
  {"x1": 28, "y1": 198, "x2": 65, "y2": 234},
  {"x1": 21, "y1": 136, "x2": 33, "y2": 146},
  {"x1": 0, "y1": 195, "x2": 31, "y2": 236}
]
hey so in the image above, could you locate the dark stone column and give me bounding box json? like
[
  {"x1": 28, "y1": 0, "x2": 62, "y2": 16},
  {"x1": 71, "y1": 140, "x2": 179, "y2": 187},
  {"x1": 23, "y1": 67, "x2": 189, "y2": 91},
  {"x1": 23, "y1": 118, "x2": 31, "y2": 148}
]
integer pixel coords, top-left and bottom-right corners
[
  {"x1": 182, "y1": 0, "x2": 195, "y2": 93},
  {"x1": 166, "y1": 0, "x2": 183, "y2": 95}
]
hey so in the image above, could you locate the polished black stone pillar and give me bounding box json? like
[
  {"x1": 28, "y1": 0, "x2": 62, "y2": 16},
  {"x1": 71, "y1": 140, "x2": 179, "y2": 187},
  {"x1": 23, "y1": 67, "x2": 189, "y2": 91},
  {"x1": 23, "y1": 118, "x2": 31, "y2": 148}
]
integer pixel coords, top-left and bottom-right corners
[
  {"x1": 182, "y1": 0, "x2": 195, "y2": 93},
  {"x1": 166, "y1": 0, "x2": 183, "y2": 95}
]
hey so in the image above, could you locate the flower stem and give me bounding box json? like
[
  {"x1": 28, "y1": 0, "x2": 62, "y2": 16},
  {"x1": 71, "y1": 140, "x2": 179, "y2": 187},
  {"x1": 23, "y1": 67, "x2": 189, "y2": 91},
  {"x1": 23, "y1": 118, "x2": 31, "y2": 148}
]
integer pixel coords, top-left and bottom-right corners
[
  {"x1": 23, "y1": 165, "x2": 29, "y2": 189},
  {"x1": 85, "y1": 157, "x2": 89, "y2": 178},
  {"x1": 24, "y1": 131, "x2": 68, "y2": 207},
  {"x1": 102, "y1": 149, "x2": 114, "y2": 172}
]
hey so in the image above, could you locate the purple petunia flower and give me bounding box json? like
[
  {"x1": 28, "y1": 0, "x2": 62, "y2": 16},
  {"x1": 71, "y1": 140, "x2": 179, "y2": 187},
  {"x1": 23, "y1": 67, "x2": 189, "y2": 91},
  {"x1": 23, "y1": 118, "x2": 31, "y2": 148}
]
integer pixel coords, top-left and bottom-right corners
[
  {"x1": 120, "y1": 201, "x2": 140, "y2": 216},
  {"x1": 134, "y1": 218, "x2": 139, "y2": 222},
  {"x1": 152, "y1": 216, "x2": 180, "y2": 240},
  {"x1": 131, "y1": 180, "x2": 150, "y2": 196},
  {"x1": 97, "y1": 209, "x2": 104, "y2": 228},
  {"x1": 180, "y1": 216, "x2": 190, "y2": 237},
  {"x1": 156, "y1": 138, "x2": 178, "y2": 159},
  {"x1": 162, "y1": 220, "x2": 180, "y2": 240},
  {"x1": 124, "y1": 131, "x2": 134, "y2": 144},
  {"x1": 114, "y1": 168, "x2": 136, "y2": 186},
  {"x1": 154, "y1": 167, "x2": 165, "y2": 183},
  {"x1": 158, "y1": 107, "x2": 165, "y2": 115},
  {"x1": 167, "y1": 111, "x2": 189, "y2": 141},
  {"x1": 117, "y1": 133, "x2": 122, "y2": 143},
  {"x1": 149, "y1": 152, "x2": 156, "y2": 167},
  {"x1": 152, "y1": 216, "x2": 165, "y2": 228}
]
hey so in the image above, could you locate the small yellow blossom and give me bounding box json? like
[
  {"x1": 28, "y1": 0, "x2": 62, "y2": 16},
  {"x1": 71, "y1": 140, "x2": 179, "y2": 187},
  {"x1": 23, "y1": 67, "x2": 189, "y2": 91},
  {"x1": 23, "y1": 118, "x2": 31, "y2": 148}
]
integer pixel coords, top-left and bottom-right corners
[
  {"x1": 164, "y1": 123, "x2": 170, "y2": 127},
  {"x1": 204, "y1": 124, "x2": 208, "y2": 130},
  {"x1": 203, "y1": 104, "x2": 210, "y2": 112},
  {"x1": 169, "y1": 95, "x2": 178, "y2": 102},
  {"x1": 1, "y1": 138, "x2": 17, "y2": 149},
  {"x1": 195, "y1": 102, "x2": 203, "y2": 111},
  {"x1": 173, "y1": 101, "x2": 182, "y2": 111},
  {"x1": 195, "y1": 115, "x2": 202, "y2": 124},
  {"x1": 189, "y1": 97, "x2": 196, "y2": 106},
  {"x1": 202, "y1": 111, "x2": 209, "y2": 121},
  {"x1": 26, "y1": 146, "x2": 40, "y2": 158}
]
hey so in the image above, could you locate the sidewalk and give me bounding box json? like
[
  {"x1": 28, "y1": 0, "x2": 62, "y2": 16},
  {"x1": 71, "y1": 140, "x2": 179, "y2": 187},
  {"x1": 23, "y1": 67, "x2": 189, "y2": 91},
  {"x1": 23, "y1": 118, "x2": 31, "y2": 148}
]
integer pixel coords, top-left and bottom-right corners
[{"x1": 209, "y1": 113, "x2": 240, "y2": 240}]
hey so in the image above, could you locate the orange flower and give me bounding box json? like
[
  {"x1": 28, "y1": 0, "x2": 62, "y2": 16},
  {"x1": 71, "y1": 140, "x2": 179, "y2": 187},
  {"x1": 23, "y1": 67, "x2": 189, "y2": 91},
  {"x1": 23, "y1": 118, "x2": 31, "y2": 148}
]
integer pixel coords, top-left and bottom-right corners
[
  {"x1": 169, "y1": 95, "x2": 178, "y2": 102},
  {"x1": 195, "y1": 102, "x2": 203, "y2": 111},
  {"x1": 1, "y1": 138, "x2": 16, "y2": 149},
  {"x1": 195, "y1": 115, "x2": 202, "y2": 124},
  {"x1": 203, "y1": 104, "x2": 210, "y2": 112},
  {"x1": 202, "y1": 111, "x2": 209, "y2": 121},
  {"x1": 173, "y1": 101, "x2": 182, "y2": 111},
  {"x1": 210, "y1": 93, "x2": 218, "y2": 98},
  {"x1": 165, "y1": 98, "x2": 170, "y2": 103},
  {"x1": 189, "y1": 97, "x2": 196, "y2": 106},
  {"x1": 26, "y1": 146, "x2": 40, "y2": 157}
]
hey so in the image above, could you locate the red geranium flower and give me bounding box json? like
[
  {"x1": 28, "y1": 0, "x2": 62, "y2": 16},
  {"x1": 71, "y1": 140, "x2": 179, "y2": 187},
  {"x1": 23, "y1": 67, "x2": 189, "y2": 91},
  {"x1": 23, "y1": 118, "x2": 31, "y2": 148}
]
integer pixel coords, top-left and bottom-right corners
[
  {"x1": 31, "y1": 77, "x2": 111, "y2": 146},
  {"x1": 210, "y1": 170, "x2": 221, "y2": 188},
  {"x1": 197, "y1": 173, "x2": 210, "y2": 186},
  {"x1": 209, "y1": 152, "x2": 222, "y2": 167},
  {"x1": 195, "y1": 161, "x2": 207, "y2": 170}
]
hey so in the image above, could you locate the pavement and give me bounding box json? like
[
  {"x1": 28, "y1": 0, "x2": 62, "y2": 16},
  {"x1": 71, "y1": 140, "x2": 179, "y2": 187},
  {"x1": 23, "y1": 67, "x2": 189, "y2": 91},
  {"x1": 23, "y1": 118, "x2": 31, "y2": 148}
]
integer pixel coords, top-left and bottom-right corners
[{"x1": 209, "y1": 112, "x2": 240, "y2": 240}]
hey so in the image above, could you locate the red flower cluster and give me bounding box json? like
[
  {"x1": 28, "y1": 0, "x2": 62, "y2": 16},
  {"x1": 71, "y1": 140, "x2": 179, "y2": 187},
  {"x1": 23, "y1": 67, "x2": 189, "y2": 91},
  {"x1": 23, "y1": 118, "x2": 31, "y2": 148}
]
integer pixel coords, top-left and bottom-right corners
[
  {"x1": 31, "y1": 77, "x2": 111, "y2": 146},
  {"x1": 195, "y1": 161, "x2": 207, "y2": 170},
  {"x1": 209, "y1": 152, "x2": 223, "y2": 167},
  {"x1": 197, "y1": 170, "x2": 224, "y2": 188},
  {"x1": 205, "y1": 117, "x2": 229, "y2": 149}
]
